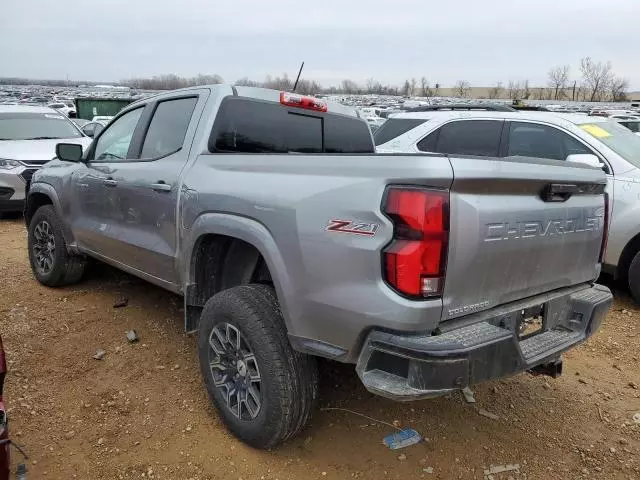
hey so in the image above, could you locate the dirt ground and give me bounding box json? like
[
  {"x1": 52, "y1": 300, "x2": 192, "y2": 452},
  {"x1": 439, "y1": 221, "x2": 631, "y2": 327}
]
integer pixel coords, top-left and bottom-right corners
[{"x1": 0, "y1": 218, "x2": 638, "y2": 480}]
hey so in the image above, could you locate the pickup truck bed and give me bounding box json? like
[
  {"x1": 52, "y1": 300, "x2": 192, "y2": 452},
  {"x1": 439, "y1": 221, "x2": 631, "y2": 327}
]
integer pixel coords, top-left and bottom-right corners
[{"x1": 25, "y1": 85, "x2": 612, "y2": 448}]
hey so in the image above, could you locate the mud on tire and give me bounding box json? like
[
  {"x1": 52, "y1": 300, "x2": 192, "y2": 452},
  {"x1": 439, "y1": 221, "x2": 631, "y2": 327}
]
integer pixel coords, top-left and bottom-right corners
[
  {"x1": 197, "y1": 284, "x2": 319, "y2": 449},
  {"x1": 27, "y1": 205, "x2": 85, "y2": 287}
]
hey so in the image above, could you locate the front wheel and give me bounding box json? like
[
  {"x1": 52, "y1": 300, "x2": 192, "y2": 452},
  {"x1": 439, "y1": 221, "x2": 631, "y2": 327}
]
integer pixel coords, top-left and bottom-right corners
[
  {"x1": 27, "y1": 205, "x2": 85, "y2": 286},
  {"x1": 198, "y1": 284, "x2": 318, "y2": 449}
]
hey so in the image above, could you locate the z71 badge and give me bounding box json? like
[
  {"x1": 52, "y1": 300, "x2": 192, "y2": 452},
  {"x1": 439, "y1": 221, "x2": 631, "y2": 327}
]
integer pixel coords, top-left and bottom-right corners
[{"x1": 325, "y1": 219, "x2": 379, "y2": 236}]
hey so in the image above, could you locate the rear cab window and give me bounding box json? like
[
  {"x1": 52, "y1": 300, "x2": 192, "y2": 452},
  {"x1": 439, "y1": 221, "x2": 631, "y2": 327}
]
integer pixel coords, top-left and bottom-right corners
[{"x1": 209, "y1": 97, "x2": 374, "y2": 154}]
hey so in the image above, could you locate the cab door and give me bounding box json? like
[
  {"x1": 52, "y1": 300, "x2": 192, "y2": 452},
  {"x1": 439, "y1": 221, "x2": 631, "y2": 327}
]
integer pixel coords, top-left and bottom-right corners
[
  {"x1": 101, "y1": 93, "x2": 205, "y2": 284},
  {"x1": 70, "y1": 105, "x2": 147, "y2": 258}
]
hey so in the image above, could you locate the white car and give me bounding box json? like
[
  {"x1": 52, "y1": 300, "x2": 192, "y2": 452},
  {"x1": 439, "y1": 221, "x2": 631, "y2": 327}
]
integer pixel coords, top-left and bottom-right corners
[
  {"x1": 0, "y1": 106, "x2": 92, "y2": 214},
  {"x1": 47, "y1": 102, "x2": 76, "y2": 118},
  {"x1": 79, "y1": 120, "x2": 108, "y2": 138},
  {"x1": 91, "y1": 115, "x2": 114, "y2": 123},
  {"x1": 609, "y1": 114, "x2": 640, "y2": 121},
  {"x1": 375, "y1": 110, "x2": 640, "y2": 301}
]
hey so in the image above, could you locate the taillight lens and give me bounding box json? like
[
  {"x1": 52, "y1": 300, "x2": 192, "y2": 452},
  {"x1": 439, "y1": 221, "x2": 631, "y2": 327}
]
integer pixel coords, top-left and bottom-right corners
[
  {"x1": 383, "y1": 187, "x2": 449, "y2": 298},
  {"x1": 599, "y1": 192, "x2": 609, "y2": 263}
]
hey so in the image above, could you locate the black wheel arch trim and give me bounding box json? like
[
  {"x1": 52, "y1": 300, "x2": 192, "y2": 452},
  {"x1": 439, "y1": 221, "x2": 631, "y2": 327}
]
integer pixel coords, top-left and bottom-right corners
[{"x1": 26, "y1": 183, "x2": 77, "y2": 251}]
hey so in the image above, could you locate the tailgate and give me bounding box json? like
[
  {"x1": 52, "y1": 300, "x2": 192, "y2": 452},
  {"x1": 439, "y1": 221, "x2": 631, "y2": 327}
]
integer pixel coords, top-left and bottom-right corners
[{"x1": 442, "y1": 156, "x2": 607, "y2": 321}]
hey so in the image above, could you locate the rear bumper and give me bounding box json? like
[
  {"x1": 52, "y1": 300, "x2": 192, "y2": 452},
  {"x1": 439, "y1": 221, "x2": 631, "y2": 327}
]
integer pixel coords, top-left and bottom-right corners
[{"x1": 356, "y1": 283, "x2": 612, "y2": 401}]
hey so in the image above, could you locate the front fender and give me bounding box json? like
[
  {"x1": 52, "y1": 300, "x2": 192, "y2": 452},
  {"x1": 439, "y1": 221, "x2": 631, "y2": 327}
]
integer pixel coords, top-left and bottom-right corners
[
  {"x1": 26, "y1": 183, "x2": 76, "y2": 249},
  {"x1": 181, "y1": 213, "x2": 295, "y2": 332}
]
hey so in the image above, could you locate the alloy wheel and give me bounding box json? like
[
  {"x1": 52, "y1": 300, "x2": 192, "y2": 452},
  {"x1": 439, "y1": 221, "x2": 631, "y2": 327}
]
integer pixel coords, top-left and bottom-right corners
[
  {"x1": 32, "y1": 220, "x2": 56, "y2": 275},
  {"x1": 208, "y1": 322, "x2": 262, "y2": 420}
]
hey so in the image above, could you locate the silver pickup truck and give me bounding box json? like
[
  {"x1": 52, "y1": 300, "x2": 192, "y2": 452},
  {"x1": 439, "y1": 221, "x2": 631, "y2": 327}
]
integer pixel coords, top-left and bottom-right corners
[{"x1": 25, "y1": 85, "x2": 613, "y2": 449}]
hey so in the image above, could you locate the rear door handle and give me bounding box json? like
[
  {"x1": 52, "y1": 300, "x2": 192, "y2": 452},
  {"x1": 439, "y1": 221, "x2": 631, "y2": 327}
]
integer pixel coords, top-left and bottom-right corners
[
  {"x1": 103, "y1": 179, "x2": 118, "y2": 187},
  {"x1": 151, "y1": 182, "x2": 171, "y2": 192}
]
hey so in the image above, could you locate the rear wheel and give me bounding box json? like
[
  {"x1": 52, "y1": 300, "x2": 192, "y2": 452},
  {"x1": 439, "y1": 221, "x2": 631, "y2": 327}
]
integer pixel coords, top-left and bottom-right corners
[
  {"x1": 27, "y1": 205, "x2": 85, "y2": 286},
  {"x1": 628, "y1": 251, "x2": 640, "y2": 303},
  {"x1": 198, "y1": 284, "x2": 318, "y2": 449}
]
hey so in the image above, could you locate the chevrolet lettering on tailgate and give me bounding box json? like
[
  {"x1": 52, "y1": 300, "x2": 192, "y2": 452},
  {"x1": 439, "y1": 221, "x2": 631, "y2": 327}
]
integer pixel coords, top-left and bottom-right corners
[{"x1": 484, "y1": 216, "x2": 601, "y2": 242}]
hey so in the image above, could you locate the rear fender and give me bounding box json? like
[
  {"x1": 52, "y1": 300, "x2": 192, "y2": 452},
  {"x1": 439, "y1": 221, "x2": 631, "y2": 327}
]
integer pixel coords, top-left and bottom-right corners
[{"x1": 181, "y1": 213, "x2": 294, "y2": 332}]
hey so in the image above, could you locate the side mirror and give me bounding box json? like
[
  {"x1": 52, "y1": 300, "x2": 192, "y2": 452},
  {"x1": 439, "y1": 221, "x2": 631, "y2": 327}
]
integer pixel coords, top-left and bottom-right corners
[
  {"x1": 93, "y1": 124, "x2": 105, "y2": 137},
  {"x1": 82, "y1": 125, "x2": 95, "y2": 138},
  {"x1": 566, "y1": 154, "x2": 605, "y2": 169},
  {"x1": 55, "y1": 143, "x2": 83, "y2": 162}
]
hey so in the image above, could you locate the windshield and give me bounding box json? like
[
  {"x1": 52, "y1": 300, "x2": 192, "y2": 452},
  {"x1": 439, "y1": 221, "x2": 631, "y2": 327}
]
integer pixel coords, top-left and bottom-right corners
[
  {"x1": 0, "y1": 112, "x2": 82, "y2": 140},
  {"x1": 578, "y1": 121, "x2": 640, "y2": 168}
]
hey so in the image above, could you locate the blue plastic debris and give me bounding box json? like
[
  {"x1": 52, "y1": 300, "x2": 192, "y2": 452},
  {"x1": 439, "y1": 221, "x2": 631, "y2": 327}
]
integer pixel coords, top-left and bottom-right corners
[{"x1": 382, "y1": 428, "x2": 423, "y2": 449}]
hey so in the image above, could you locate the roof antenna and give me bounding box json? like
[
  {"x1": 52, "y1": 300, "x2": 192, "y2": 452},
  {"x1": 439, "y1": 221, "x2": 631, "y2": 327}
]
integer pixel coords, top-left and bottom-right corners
[{"x1": 292, "y1": 61, "x2": 305, "y2": 92}]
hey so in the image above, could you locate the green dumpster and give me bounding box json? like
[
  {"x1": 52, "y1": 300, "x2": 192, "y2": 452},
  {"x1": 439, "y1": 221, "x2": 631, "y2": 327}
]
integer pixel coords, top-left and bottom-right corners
[{"x1": 74, "y1": 98, "x2": 133, "y2": 120}]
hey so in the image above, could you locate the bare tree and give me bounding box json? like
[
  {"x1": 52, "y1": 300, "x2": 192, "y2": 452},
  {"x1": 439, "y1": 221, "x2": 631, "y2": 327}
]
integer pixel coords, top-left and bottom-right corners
[
  {"x1": 341, "y1": 79, "x2": 360, "y2": 94},
  {"x1": 410, "y1": 78, "x2": 417, "y2": 97},
  {"x1": 488, "y1": 82, "x2": 503, "y2": 100},
  {"x1": 122, "y1": 73, "x2": 224, "y2": 90},
  {"x1": 548, "y1": 65, "x2": 570, "y2": 100},
  {"x1": 580, "y1": 57, "x2": 613, "y2": 102},
  {"x1": 610, "y1": 76, "x2": 629, "y2": 102},
  {"x1": 507, "y1": 80, "x2": 522, "y2": 100},
  {"x1": 234, "y1": 77, "x2": 259, "y2": 87},
  {"x1": 454, "y1": 80, "x2": 471, "y2": 98},
  {"x1": 532, "y1": 87, "x2": 543, "y2": 100},
  {"x1": 402, "y1": 79, "x2": 411, "y2": 97},
  {"x1": 522, "y1": 80, "x2": 531, "y2": 100},
  {"x1": 420, "y1": 77, "x2": 432, "y2": 97}
]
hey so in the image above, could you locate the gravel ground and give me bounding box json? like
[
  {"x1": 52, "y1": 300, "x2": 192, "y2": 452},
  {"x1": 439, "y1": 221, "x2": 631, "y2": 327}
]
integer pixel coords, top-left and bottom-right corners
[{"x1": 0, "y1": 217, "x2": 638, "y2": 480}]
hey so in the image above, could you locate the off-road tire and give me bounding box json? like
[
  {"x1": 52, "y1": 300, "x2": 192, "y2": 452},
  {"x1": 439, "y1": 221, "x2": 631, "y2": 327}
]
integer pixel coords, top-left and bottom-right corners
[
  {"x1": 198, "y1": 284, "x2": 318, "y2": 449},
  {"x1": 27, "y1": 205, "x2": 85, "y2": 286},
  {"x1": 628, "y1": 250, "x2": 640, "y2": 303}
]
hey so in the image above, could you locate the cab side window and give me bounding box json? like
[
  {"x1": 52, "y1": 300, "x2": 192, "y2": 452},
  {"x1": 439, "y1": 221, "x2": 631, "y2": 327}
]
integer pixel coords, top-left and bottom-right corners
[
  {"x1": 140, "y1": 97, "x2": 198, "y2": 159},
  {"x1": 93, "y1": 108, "x2": 143, "y2": 161}
]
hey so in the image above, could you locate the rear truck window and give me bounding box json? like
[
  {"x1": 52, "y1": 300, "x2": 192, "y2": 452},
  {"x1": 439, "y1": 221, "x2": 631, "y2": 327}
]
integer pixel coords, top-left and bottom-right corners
[
  {"x1": 210, "y1": 97, "x2": 374, "y2": 154},
  {"x1": 374, "y1": 118, "x2": 427, "y2": 146},
  {"x1": 579, "y1": 121, "x2": 640, "y2": 168}
]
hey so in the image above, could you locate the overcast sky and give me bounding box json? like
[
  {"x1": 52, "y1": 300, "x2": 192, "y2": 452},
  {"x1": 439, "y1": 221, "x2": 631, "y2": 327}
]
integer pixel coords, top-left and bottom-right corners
[{"x1": 2, "y1": 0, "x2": 639, "y2": 89}]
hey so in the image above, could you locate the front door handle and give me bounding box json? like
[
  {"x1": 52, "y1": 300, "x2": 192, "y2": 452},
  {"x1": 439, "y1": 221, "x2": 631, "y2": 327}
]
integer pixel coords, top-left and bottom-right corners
[
  {"x1": 103, "y1": 179, "x2": 118, "y2": 187},
  {"x1": 151, "y1": 182, "x2": 171, "y2": 192}
]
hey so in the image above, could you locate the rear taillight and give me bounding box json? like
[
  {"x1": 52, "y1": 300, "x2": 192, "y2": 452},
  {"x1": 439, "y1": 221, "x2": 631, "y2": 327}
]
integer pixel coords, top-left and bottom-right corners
[
  {"x1": 599, "y1": 193, "x2": 609, "y2": 263},
  {"x1": 383, "y1": 187, "x2": 449, "y2": 298},
  {"x1": 280, "y1": 91, "x2": 328, "y2": 112}
]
